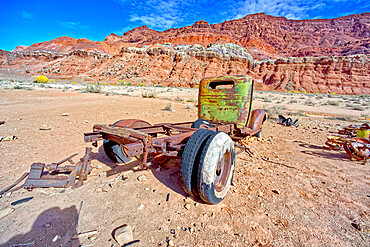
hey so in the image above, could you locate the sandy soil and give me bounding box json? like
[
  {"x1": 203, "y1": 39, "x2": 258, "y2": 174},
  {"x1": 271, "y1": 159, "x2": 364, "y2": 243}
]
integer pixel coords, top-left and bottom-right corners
[{"x1": 0, "y1": 77, "x2": 369, "y2": 246}]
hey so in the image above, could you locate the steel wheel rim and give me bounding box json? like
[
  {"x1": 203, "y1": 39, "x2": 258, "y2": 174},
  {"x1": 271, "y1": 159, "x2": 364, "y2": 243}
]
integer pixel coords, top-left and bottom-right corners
[{"x1": 214, "y1": 149, "x2": 232, "y2": 192}]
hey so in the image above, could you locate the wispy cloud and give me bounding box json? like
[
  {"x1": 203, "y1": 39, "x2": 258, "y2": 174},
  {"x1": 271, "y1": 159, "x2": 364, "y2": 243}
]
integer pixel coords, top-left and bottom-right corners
[
  {"x1": 58, "y1": 21, "x2": 89, "y2": 29},
  {"x1": 114, "y1": 26, "x2": 137, "y2": 35},
  {"x1": 232, "y1": 0, "x2": 366, "y2": 20},
  {"x1": 114, "y1": 0, "x2": 369, "y2": 33},
  {"x1": 114, "y1": 0, "x2": 201, "y2": 30},
  {"x1": 19, "y1": 11, "x2": 33, "y2": 19}
]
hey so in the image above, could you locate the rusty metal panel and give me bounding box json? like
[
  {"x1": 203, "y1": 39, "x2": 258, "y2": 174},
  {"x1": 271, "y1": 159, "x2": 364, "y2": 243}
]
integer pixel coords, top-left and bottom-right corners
[{"x1": 198, "y1": 75, "x2": 254, "y2": 128}]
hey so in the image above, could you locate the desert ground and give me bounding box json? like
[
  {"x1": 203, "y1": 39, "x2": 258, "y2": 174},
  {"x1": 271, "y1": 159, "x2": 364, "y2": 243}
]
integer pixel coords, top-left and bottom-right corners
[{"x1": 0, "y1": 73, "x2": 369, "y2": 246}]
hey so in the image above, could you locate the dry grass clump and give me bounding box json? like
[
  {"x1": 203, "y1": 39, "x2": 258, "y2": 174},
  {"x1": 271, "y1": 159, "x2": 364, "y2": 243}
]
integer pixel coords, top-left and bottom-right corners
[
  {"x1": 163, "y1": 102, "x2": 174, "y2": 112},
  {"x1": 142, "y1": 90, "x2": 157, "y2": 98}
]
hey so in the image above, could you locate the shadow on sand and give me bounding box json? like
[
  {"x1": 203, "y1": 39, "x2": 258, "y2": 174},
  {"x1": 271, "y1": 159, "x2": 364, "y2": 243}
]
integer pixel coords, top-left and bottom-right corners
[
  {"x1": 92, "y1": 145, "x2": 191, "y2": 198},
  {"x1": 0, "y1": 206, "x2": 80, "y2": 247}
]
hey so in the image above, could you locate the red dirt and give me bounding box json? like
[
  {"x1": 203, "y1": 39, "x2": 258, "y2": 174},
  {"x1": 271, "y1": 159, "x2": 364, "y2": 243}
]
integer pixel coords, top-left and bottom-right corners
[{"x1": 0, "y1": 87, "x2": 369, "y2": 246}]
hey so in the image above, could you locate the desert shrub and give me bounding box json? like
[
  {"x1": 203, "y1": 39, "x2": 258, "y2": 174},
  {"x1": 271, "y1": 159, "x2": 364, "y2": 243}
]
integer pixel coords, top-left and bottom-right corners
[
  {"x1": 175, "y1": 96, "x2": 184, "y2": 102},
  {"x1": 333, "y1": 115, "x2": 355, "y2": 121},
  {"x1": 186, "y1": 103, "x2": 194, "y2": 109},
  {"x1": 288, "y1": 110, "x2": 307, "y2": 116},
  {"x1": 34, "y1": 75, "x2": 49, "y2": 83},
  {"x1": 261, "y1": 97, "x2": 272, "y2": 102},
  {"x1": 361, "y1": 113, "x2": 369, "y2": 119},
  {"x1": 305, "y1": 99, "x2": 316, "y2": 106},
  {"x1": 186, "y1": 98, "x2": 196, "y2": 103},
  {"x1": 352, "y1": 105, "x2": 365, "y2": 111},
  {"x1": 264, "y1": 105, "x2": 286, "y2": 115},
  {"x1": 326, "y1": 100, "x2": 340, "y2": 106},
  {"x1": 288, "y1": 99, "x2": 298, "y2": 104},
  {"x1": 86, "y1": 83, "x2": 102, "y2": 93},
  {"x1": 163, "y1": 102, "x2": 174, "y2": 111},
  {"x1": 142, "y1": 90, "x2": 157, "y2": 98}
]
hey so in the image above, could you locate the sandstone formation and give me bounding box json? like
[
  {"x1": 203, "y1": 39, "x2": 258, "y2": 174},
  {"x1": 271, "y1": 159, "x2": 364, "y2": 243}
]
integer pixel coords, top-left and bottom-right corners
[
  {"x1": 13, "y1": 13, "x2": 370, "y2": 60},
  {"x1": 1, "y1": 13, "x2": 369, "y2": 95},
  {"x1": 1, "y1": 43, "x2": 369, "y2": 95}
]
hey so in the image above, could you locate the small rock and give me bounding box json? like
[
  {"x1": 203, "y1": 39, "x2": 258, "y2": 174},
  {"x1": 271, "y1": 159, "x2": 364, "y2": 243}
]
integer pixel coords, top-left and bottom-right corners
[
  {"x1": 168, "y1": 239, "x2": 174, "y2": 246},
  {"x1": 181, "y1": 227, "x2": 186, "y2": 231},
  {"x1": 52, "y1": 235, "x2": 60, "y2": 242},
  {"x1": 194, "y1": 203, "x2": 199, "y2": 207},
  {"x1": 62, "y1": 113, "x2": 69, "y2": 116},
  {"x1": 39, "y1": 125, "x2": 51, "y2": 130},
  {"x1": 184, "y1": 197, "x2": 192, "y2": 203},
  {"x1": 272, "y1": 189, "x2": 280, "y2": 194},
  {"x1": 85, "y1": 120, "x2": 89, "y2": 123},
  {"x1": 123, "y1": 170, "x2": 133, "y2": 178},
  {"x1": 45, "y1": 223, "x2": 51, "y2": 227},
  {"x1": 114, "y1": 224, "x2": 133, "y2": 246},
  {"x1": 137, "y1": 175, "x2": 146, "y2": 182},
  {"x1": 0, "y1": 208, "x2": 14, "y2": 220},
  {"x1": 145, "y1": 187, "x2": 150, "y2": 191},
  {"x1": 189, "y1": 227, "x2": 194, "y2": 233},
  {"x1": 170, "y1": 229, "x2": 175, "y2": 234},
  {"x1": 95, "y1": 188, "x2": 107, "y2": 193},
  {"x1": 138, "y1": 204, "x2": 145, "y2": 210},
  {"x1": 184, "y1": 203, "x2": 191, "y2": 210},
  {"x1": 156, "y1": 167, "x2": 161, "y2": 172}
]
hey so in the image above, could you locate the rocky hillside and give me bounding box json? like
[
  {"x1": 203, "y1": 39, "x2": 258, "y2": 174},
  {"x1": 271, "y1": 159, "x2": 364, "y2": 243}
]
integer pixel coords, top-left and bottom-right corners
[
  {"x1": 1, "y1": 43, "x2": 369, "y2": 95},
  {"x1": 1, "y1": 13, "x2": 369, "y2": 95},
  {"x1": 13, "y1": 13, "x2": 370, "y2": 60}
]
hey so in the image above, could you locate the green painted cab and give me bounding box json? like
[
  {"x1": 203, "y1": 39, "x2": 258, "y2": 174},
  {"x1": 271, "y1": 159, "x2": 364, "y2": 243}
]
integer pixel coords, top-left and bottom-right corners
[{"x1": 198, "y1": 75, "x2": 254, "y2": 128}]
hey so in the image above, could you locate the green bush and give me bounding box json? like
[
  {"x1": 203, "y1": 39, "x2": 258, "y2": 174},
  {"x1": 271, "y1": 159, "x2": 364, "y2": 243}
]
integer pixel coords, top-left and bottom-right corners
[
  {"x1": 326, "y1": 100, "x2": 340, "y2": 106},
  {"x1": 142, "y1": 90, "x2": 157, "y2": 98},
  {"x1": 86, "y1": 83, "x2": 102, "y2": 93},
  {"x1": 352, "y1": 105, "x2": 365, "y2": 111}
]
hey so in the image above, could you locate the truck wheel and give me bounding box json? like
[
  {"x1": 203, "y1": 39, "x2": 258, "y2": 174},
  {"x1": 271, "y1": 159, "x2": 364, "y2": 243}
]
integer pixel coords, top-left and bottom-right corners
[
  {"x1": 180, "y1": 129, "x2": 214, "y2": 196},
  {"x1": 104, "y1": 140, "x2": 131, "y2": 163},
  {"x1": 103, "y1": 119, "x2": 151, "y2": 163},
  {"x1": 191, "y1": 119, "x2": 214, "y2": 129},
  {"x1": 197, "y1": 131, "x2": 235, "y2": 204}
]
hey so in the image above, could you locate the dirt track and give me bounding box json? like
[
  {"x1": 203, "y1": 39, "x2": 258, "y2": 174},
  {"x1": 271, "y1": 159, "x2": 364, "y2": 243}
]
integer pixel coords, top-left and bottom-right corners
[{"x1": 0, "y1": 86, "x2": 369, "y2": 246}]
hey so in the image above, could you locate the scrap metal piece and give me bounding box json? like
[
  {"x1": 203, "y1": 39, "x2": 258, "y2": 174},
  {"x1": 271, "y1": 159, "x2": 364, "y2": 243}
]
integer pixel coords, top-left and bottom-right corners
[
  {"x1": 347, "y1": 137, "x2": 370, "y2": 160},
  {"x1": 0, "y1": 172, "x2": 29, "y2": 196},
  {"x1": 325, "y1": 136, "x2": 351, "y2": 150},
  {"x1": 278, "y1": 115, "x2": 298, "y2": 127},
  {"x1": 23, "y1": 148, "x2": 92, "y2": 190}
]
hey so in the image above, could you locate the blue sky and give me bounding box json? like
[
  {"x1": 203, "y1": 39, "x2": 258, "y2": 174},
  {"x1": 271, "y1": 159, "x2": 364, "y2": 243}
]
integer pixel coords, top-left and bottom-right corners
[{"x1": 0, "y1": 0, "x2": 369, "y2": 51}]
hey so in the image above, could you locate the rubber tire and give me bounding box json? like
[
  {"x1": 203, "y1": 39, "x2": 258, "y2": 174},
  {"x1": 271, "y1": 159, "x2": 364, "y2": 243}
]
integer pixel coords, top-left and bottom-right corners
[
  {"x1": 104, "y1": 139, "x2": 131, "y2": 163},
  {"x1": 180, "y1": 129, "x2": 214, "y2": 196},
  {"x1": 103, "y1": 119, "x2": 151, "y2": 163},
  {"x1": 191, "y1": 119, "x2": 214, "y2": 129},
  {"x1": 197, "y1": 131, "x2": 235, "y2": 205}
]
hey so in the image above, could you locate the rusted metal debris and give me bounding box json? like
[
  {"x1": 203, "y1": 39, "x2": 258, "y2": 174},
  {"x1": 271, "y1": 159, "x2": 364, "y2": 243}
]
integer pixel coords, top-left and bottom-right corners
[
  {"x1": 0, "y1": 172, "x2": 29, "y2": 196},
  {"x1": 23, "y1": 148, "x2": 93, "y2": 190},
  {"x1": 325, "y1": 124, "x2": 370, "y2": 161},
  {"x1": 84, "y1": 75, "x2": 268, "y2": 204},
  {"x1": 338, "y1": 123, "x2": 369, "y2": 137},
  {"x1": 278, "y1": 115, "x2": 299, "y2": 127}
]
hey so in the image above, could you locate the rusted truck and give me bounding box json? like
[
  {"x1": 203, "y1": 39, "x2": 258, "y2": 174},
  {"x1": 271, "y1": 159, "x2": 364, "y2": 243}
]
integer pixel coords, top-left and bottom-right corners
[{"x1": 84, "y1": 75, "x2": 266, "y2": 204}]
